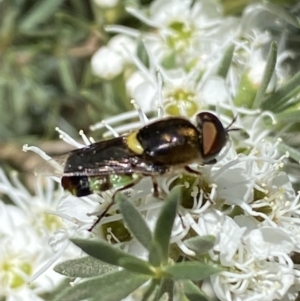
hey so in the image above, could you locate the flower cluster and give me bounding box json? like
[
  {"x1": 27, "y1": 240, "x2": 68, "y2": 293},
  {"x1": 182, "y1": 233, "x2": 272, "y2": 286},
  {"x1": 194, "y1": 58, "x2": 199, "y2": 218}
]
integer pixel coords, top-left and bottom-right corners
[
  {"x1": 84, "y1": 0, "x2": 300, "y2": 300},
  {"x1": 0, "y1": 170, "x2": 78, "y2": 301},
  {"x1": 1, "y1": 0, "x2": 300, "y2": 300}
]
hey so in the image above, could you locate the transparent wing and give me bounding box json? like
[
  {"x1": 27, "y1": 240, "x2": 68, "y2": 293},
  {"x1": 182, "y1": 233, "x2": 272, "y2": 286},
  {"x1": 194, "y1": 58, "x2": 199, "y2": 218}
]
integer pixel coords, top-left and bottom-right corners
[
  {"x1": 34, "y1": 154, "x2": 68, "y2": 177},
  {"x1": 62, "y1": 158, "x2": 169, "y2": 177}
]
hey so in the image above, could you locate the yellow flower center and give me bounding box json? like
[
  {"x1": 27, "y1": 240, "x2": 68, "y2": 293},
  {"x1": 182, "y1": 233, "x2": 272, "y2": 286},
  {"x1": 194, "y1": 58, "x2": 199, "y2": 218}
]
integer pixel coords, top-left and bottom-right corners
[
  {"x1": 41, "y1": 213, "x2": 63, "y2": 233},
  {"x1": 166, "y1": 20, "x2": 193, "y2": 53},
  {"x1": 165, "y1": 88, "x2": 199, "y2": 117},
  {"x1": 1, "y1": 260, "x2": 32, "y2": 289}
]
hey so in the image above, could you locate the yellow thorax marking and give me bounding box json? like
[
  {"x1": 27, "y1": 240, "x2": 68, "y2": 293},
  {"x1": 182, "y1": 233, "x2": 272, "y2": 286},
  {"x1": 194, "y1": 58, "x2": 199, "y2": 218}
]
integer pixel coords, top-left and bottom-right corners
[{"x1": 126, "y1": 131, "x2": 144, "y2": 154}]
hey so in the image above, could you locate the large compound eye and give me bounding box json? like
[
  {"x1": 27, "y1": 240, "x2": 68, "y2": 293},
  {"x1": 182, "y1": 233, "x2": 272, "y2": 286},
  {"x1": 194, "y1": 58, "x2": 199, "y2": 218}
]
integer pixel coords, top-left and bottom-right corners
[{"x1": 196, "y1": 112, "x2": 228, "y2": 163}]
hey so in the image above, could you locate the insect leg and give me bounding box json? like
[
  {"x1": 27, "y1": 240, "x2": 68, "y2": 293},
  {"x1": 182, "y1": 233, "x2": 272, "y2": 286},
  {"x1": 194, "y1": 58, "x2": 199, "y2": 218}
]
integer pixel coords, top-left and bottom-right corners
[
  {"x1": 151, "y1": 176, "x2": 159, "y2": 198},
  {"x1": 184, "y1": 166, "x2": 214, "y2": 204},
  {"x1": 88, "y1": 200, "x2": 114, "y2": 232},
  {"x1": 88, "y1": 178, "x2": 141, "y2": 232},
  {"x1": 184, "y1": 165, "x2": 201, "y2": 175}
]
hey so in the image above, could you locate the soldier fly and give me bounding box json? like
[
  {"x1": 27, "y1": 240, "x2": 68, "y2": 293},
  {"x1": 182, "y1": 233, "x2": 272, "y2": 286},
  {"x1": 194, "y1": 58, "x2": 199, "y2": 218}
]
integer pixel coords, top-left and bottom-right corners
[{"x1": 60, "y1": 112, "x2": 234, "y2": 231}]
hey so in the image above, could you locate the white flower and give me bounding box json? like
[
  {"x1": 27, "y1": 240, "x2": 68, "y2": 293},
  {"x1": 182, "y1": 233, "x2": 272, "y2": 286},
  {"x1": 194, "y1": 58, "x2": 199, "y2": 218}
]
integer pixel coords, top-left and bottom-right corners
[
  {"x1": 246, "y1": 227, "x2": 294, "y2": 258},
  {"x1": 17, "y1": 3, "x2": 300, "y2": 299},
  {"x1": 230, "y1": 226, "x2": 295, "y2": 300},
  {"x1": 103, "y1": 0, "x2": 293, "y2": 118},
  {"x1": 94, "y1": 0, "x2": 119, "y2": 8},
  {"x1": 0, "y1": 169, "x2": 63, "y2": 238},
  {"x1": 0, "y1": 166, "x2": 83, "y2": 285},
  {"x1": 151, "y1": 130, "x2": 299, "y2": 300},
  {"x1": 91, "y1": 46, "x2": 124, "y2": 80},
  {"x1": 126, "y1": 66, "x2": 231, "y2": 117},
  {"x1": 23, "y1": 99, "x2": 300, "y2": 301},
  {"x1": 0, "y1": 202, "x2": 64, "y2": 301},
  {"x1": 205, "y1": 164, "x2": 255, "y2": 206},
  {"x1": 91, "y1": 34, "x2": 136, "y2": 80},
  {"x1": 190, "y1": 210, "x2": 298, "y2": 301},
  {"x1": 126, "y1": 0, "x2": 227, "y2": 66},
  {"x1": 109, "y1": 34, "x2": 136, "y2": 63}
]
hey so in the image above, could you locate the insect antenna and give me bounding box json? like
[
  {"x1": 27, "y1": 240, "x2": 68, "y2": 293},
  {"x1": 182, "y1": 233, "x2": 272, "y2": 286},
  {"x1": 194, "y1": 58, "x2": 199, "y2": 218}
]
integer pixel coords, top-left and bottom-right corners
[{"x1": 225, "y1": 115, "x2": 240, "y2": 132}]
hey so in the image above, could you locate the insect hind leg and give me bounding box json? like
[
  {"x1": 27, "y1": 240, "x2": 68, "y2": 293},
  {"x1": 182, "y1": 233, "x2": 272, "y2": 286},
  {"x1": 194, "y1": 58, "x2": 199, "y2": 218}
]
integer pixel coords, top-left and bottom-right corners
[
  {"x1": 184, "y1": 165, "x2": 214, "y2": 204},
  {"x1": 184, "y1": 165, "x2": 201, "y2": 175},
  {"x1": 151, "y1": 176, "x2": 160, "y2": 198},
  {"x1": 88, "y1": 178, "x2": 141, "y2": 232}
]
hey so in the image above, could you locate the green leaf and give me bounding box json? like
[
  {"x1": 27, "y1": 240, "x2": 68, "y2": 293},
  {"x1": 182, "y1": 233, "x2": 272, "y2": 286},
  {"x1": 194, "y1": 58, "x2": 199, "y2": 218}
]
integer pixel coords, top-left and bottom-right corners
[
  {"x1": 81, "y1": 89, "x2": 103, "y2": 104},
  {"x1": 20, "y1": 0, "x2": 63, "y2": 31},
  {"x1": 275, "y1": 110, "x2": 300, "y2": 124},
  {"x1": 119, "y1": 257, "x2": 155, "y2": 276},
  {"x1": 141, "y1": 280, "x2": 159, "y2": 301},
  {"x1": 261, "y1": 70, "x2": 300, "y2": 111},
  {"x1": 164, "y1": 262, "x2": 221, "y2": 281},
  {"x1": 272, "y1": 95, "x2": 300, "y2": 113},
  {"x1": 91, "y1": 271, "x2": 149, "y2": 301},
  {"x1": 58, "y1": 57, "x2": 77, "y2": 95},
  {"x1": 263, "y1": 3, "x2": 300, "y2": 28},
  {"x1": 161, "y1": 51, "x2": 176, "y2": 69},
  {"x1": 274, "y1": 140, "x2": 300, "y2": 162},
  {"x1": 54, "y1": 256, "x2": 117, "y2": 278},
  {"x1": 137, "y1": 38, "x2": 150, "y2": 68},
  {"x1": 40, "y1": 279, "x2": 71, "y2": 301},
  {"x1": 72, "y1": 239, "x2": 150, "y2": 274},
  {"x1": 72, "y1": 238, "x2": 127, "y2": 266},
  {"x1": 180, "y1": 280, "x2": 210, "y2": 301},
  {"x1": 117, "y1": 194, "x2": 152, "y2": 250},
  {"x1": 148, "y1": 240, "x2": 163, "y2": 267},
  {"x1": 152, "y1": 186, "x2": 181, "y2": 264},
  {"x1": 216, "y1": 44, "x2": 235, "y2": 79},
  {"x1": 184, "y1": 235, "x2": 215, "y2": 255},
  {"x1": 1, "y1": 8, "x2": 18, "y2": 37},
  {"x1": 154, "y1": 278, "x2": 174, "y2": 301},
  {"x1": 233, "y1": 72, "x2": 257, "y2": 108},
  {"x1": 54, "y1": 270, "x2": 150, "y2": 301},
  {"x1": 253, "y1": 42, "x2": 277, "y2": 109},
  {"x1": 177, "y1": 294, "x2": 189, "y2": 301}
]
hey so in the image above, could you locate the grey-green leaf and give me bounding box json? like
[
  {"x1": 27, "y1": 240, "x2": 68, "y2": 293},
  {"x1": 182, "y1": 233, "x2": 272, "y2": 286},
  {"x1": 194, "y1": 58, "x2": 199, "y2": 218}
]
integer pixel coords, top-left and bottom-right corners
[
  {"x1": 141, "y1": 280, "x2": 160, "y2": 301},
  {"x1": 58, "y1": 57, "x2": 77, "y2": 95},
  {"x1": 263, "y1": 3, "x2": 300, "y2": 28},
  {"x1": 148, "y1": 240, "x2": 163, "y2": 267},
  {"x1": 253, "y1": 42, "x2": 277, "y2": 109},
  {"x1": 91, "y1": 271, "x2": 150, "y2": 301},
  {"x1": 71, "y1": 238, "x2": 149, "y2": 273},
  {"x1": 161, "y1": 51, "x2": 176, "y2": 69},
  {"x1": 164, "y1": 262, "x2": 221, "y2": 281},
  {"x1": 184, "y1": 235, "x2": 215, "y2": 255},
  {"x1": 180, "y1": 280, "x2": 210, "y2": 301},
  {"x1": 274, "y1": 141, "x2": 300, "y2": 163},
  {"x1": 261, "y1": 70, "x2": 300, "y2": 111},
  {"x1": 20, "y1": 0, "x2": 63, "y2": 31},
  {"x1": 54, "y1": 270, "x2": 150, "y2": 301},
  {"x1": 217, "y1": 44, "x2": 235, "y2": 79},
  {"x1": 154, "y1": 278, "x2": 174, "y2": 301},
  {"x1": 137, "y1": 38, "x2": 150, "y2": 68},
  {"x1": 152, "y1": 186, "x2": 181, "y2": 264},
  {"x1": 42, "y1": 279, "x2": 71, "y2": 301},
  {"x1": 54, "y1": 256, "x2": 117, "y2": 278},
  {"x1": 117, "y1": 194, "x2": 152, "y2": 250},
  {"x1": 119, "y1": 257, "x2": 155, "y2": 276},
  {"x1": 272, "y1": 95, "x2": 300, "y2": 113},
  {"x1": 275, "y1": 110, "x2": 300, "y2": 124}
]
